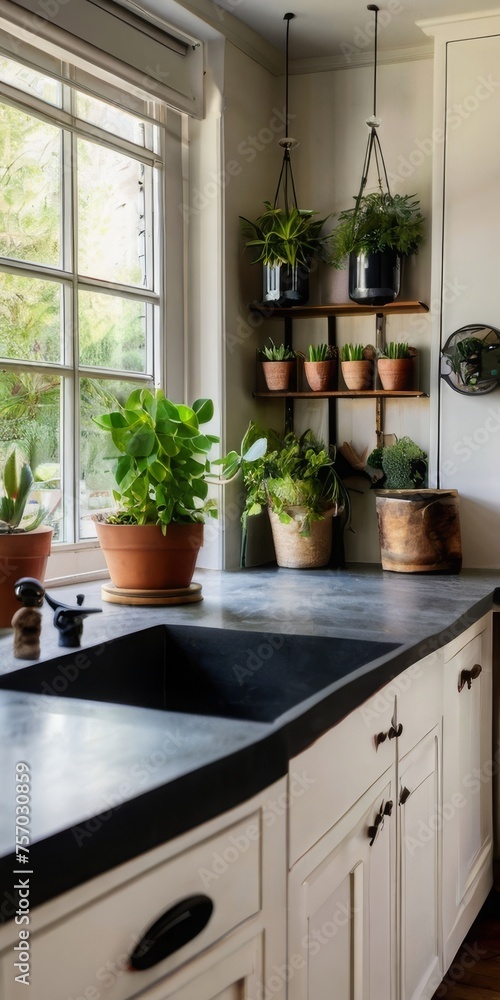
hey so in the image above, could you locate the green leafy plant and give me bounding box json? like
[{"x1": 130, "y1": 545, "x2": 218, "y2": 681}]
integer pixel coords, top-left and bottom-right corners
[
  {"x1": 330, "y1": 191, "x2": 425, "y2": 269},
  {"x1": 340, "y1": 343, "x2": 367, "y2": 362},
  {"x1": 367, "y1": 436, "x2": 427, "y2": 490},
  {"x1": 92, "y1": 388, "x2": 266, "y2": 531},
  {"x1": 378, "y1": 342, "x2": 414, "y2": 359},
  {"x1": 240, "y1": 202, "x2": 332, "y2": 269},
  {"x1": 307, "y1": 343, "x2": 337, "y2": 362},
  {"x1": 241, "y1": 424, "x2": 349, "y2": 538},
  {"x1": 260, "y1": 338, "x2": 296, "y2": 361},
  {"x1": 0, "y1": 446, "x2": 48, "y2": 533}
]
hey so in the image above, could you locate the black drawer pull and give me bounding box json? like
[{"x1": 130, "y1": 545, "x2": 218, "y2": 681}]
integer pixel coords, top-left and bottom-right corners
[
  {"x1": 399, "y1": 786, "x2": 411, "y2": 805},
  {"x1": 458, "y1": 663, "x2": 482, "y2": 693},
  {"x1": 129, "y1": 894, "x2": 213, "y2": 971},
  {"x1": 388, "y1": 723, "x2": 403, "y2": 740}
]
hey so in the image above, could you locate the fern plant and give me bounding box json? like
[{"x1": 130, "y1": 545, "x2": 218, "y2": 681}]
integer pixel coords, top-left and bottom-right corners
[{"x1": 330, "y1": 191, "x2": 425, "y2": 270}]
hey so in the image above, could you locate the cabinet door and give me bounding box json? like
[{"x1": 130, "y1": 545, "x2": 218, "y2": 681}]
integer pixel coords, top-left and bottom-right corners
[
  {"x1": 131, "y1": 933, "x2": 263, "y2": 1000},
  {"x1": 442, "y1": 617, "x2": 493, "y2": 968},
  {"x1": 288, "y1": 766, "x2": 396, "y2": 1000},
  {"x1": 398, "y1": 726, "x2": 440, "y2": 1000}
]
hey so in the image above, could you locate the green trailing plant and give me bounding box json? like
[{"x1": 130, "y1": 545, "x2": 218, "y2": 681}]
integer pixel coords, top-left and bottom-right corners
[
  {"x1": 340, "y1": 343, "x2": 368, "y2": 362},
  {"x1": 241, "y1": 423, "x2": 349, "y2": 538},
  {"x1": 92, "y1": 388, "x2": 266, "y2": 531},
  {"x1": 260, "y1": 338, "x2": 296, "y2": 362},
  {"x1": 0, "y1": 446, "x2": 48, "y2": 533},
  {"x1": 329, "y1": 191, "x2": 425, "y2": 269},
  {"x1": 378, "y1": 342, "x2": 413, "y2": 359},
  {"x1": 367, "y1": 436, "x2": 427, "y2": 490},
  {"x1": 240, "y1": 202, "x2": 332, "y2": 269},
  {"x1": 307, "y1": 343, "x2": 337, "y2": 362}
]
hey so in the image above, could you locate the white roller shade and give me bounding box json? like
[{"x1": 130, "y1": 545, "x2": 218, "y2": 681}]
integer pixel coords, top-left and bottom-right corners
[{"x1": 3, "y1": 0, "x2": 204, "y2": 116}]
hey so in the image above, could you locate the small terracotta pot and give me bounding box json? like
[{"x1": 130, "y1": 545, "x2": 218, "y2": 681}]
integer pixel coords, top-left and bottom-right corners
[
  {"x1": 377, "y1": 358, "x2": 414, "y2": 391},
  {"x1": 0, "y1": 526, "x2": 53, "y2": 628},
  {"x1": 304, "y1": 360, "x2": 337, "y2": 392},
  {"x1": 262, "y1": 360, "x2": 295, "y2": 391},
  {"x1": 95, "y1": 522, "x2": 203, "y2": 590},
  {"x1": 341, "y1": 359, "x2": 373, "y2": 390}
]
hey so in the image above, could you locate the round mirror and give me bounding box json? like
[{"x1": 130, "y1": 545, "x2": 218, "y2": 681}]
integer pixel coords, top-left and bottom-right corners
[{"x1": 441, "y1": 324, "x2": 500, "y2": 395}]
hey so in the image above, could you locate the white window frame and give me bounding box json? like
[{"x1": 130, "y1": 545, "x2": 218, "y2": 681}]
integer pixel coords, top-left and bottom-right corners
[{"x1": 0, "y1": 31, "x2": 186, "y2": 584}]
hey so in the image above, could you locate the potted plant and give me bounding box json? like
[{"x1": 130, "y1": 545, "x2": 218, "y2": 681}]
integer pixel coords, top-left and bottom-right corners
[
  {"x1": 92, "y1": 387, "x2": 265, "y2": 593},
  {"x1": 366, "y1": 437, "x2": 462, "y2": 574},
  {"x1": 241, "y1": 424, "x2": 349, "y2": 569},
  {"x1": 0, "y1": 446, "x2": 51, "y2": 627},
  {"x1": 303, "y1": 343, "x2": 337, "y2": 392},
  {"x1": 377, "y1": 341, "x2": 417, "y2": 391},
  {"x1": 259, "y1": 338, "x2": 297, "y2": 391},
  {"x1": 240, "y1": 202, "x2": 332, "y2": 306},
  {"x1": 340, "y1": 343, "x2": 375, "y2": 390},
  {"x1": 329, "y1": 191, "x2": 425, "y2": 305}
]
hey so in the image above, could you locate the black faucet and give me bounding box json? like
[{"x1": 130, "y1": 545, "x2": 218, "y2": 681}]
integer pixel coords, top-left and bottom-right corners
[{"x1": 14, "y1": 578, "x2": 102, "y2": 648}]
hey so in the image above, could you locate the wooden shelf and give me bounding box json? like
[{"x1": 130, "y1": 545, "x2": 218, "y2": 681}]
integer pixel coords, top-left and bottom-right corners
[
  {"x1": 253, "y1": 390, "x2": 428, "y2": 399},
  {"x1": 250, "y1": 300, "x2": 429, "y2": 318}
]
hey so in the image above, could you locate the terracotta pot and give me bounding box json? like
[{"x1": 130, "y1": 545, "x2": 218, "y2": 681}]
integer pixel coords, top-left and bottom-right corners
[
  {"x1": 341, "y1": 359, "x2": 373, "y2": 390},
  {"x1": 95, "y1": 521, "x2": 203, "y2": 590},
  {"x1": 268, "y1": 506, "x2": 336, "y2": 569},
  {"x1": 375, "y1": 489, "x2": 462, "y2": 573},
  {"x1": 261, "y1": 360, "x2": 295, "y2": 391},
  {"x1": 0, "y1": 526, "x2": 53, "y2": 628},
  {"x1": 304, "y1": 360, "x2": 337, "y2": 392},
  {"x1": 377, "y1": 358, "x2": 414, "y2": 391}
]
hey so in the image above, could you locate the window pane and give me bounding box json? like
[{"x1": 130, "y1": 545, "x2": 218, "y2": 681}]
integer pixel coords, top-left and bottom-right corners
[
  {"x1": 79, "y1": 377, "x2": 151, "y2": 539},
  {"x1": 75, "y1": 91, "x2": 151, "y2": 147},
  {"x1": 0, "y1": 56, "x2": 61, "y2": 106},
  {"x1": 0, "y1": 273, "x2": 62, "y2": 363},
  {"x1": 79, "y1": 289, "x2": 147, "y2": 372},
  {"x1": 0, "y1": 373, "x2": 62, "y2": 540},
  {"x1": 0, "y1": 105, "x2": 61, "y2": 266},
  {"x1": 77, "y1": 139, "x2": 150, "y2": 287}
]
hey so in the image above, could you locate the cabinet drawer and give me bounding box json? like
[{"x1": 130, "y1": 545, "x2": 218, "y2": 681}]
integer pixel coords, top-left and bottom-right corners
[
  {"x1": 289, "y1": 683, "x2": 396, "y2": 865},
  {"x1": 0, "y1": 814, "x2": 261, "y2": 1000}
]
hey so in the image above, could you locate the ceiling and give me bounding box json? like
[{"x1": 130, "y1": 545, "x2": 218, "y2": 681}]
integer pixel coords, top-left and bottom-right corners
[{"x1": 200, "y1": 0, "x2": 495, "y2": 61}]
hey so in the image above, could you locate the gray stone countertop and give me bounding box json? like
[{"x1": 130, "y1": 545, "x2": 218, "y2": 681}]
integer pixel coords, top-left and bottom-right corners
[{"x1": 0, "y1": 564, "x2": 498, "y2": 917}]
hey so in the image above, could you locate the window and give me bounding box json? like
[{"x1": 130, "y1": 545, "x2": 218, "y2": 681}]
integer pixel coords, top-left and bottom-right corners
[{"x1": 0, "y1": 49, "x2": 169, "y2": 547}]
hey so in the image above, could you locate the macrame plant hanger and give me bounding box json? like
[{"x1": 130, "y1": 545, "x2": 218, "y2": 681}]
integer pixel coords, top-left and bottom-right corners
[
  {"x1": 353, "y1": 4, "x2": 392, "y2": 218},
  {"x1": 273, "y1": 12, "x2": 299, "y2": 213}
]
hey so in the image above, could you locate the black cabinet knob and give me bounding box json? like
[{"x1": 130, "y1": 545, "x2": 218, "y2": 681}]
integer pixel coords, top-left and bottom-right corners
[
  {"x1": 388, "y1": 723, "x2": 403, "y2": 740},
  {"x1": 458, "y1": 663, "x2": 482, "y2": 693}
]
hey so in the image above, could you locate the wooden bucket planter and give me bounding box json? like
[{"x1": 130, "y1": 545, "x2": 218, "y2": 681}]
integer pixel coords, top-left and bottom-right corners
[{"x1": 375, "y1": 489, "x2": 462, "y2": 573}]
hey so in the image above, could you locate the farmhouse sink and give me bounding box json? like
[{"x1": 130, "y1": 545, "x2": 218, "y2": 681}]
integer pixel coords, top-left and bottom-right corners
[{"x1": 0, "y1": 624, "x2": 401, "y2": 723}]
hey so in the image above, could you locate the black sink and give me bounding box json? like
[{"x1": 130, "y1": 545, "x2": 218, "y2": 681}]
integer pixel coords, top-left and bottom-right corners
[{"x1": 0, "y1": 625, "x2": 400, "y2": 723}]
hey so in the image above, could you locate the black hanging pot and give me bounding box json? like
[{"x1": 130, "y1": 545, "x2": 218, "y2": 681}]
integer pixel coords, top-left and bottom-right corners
[
  {"x1": 348, "y1": 250, "x2": 401, "y2": 306},
  {"x1": 263, "y1": 262, "x2": 310, "y2": 307}
]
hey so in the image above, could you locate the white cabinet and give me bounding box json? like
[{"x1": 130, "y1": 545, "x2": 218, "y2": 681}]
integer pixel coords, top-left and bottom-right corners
[
  {"x1": 288, "y1": 650, "x2": 443, "y2": 1000},
  {"x1": 399, "y1": 727, "x2": 440, "y2": 1000},
  {"x1": 0, "y1": 779, "x2": 287, "y2": 1000},
  {"x1": 288, "y1": 765, "x2": 396, "y2": 1000},
  {"x1": 442, "y1": 615, "x2": 493, "y2": 969}
]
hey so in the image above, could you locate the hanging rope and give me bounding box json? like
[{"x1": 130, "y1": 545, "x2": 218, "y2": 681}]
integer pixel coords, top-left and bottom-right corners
[
  {"x1": 273, "y1": 12, "x2": 299, "y2": 212},
  {"x1": 352, "y1": 4, "x2": 392, "y2": 220}
]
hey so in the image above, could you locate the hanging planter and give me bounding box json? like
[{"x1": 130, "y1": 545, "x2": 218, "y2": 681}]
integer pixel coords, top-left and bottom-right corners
[
  {"x1": 348, "y1": 249, "x2": 401, "y2": 306},
  {"x1": 328, "y1": 8, "x2": 424, "y2": 297},
  {"x1": 263, "y1": 262, "x2": 310, "y2": 307}
]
